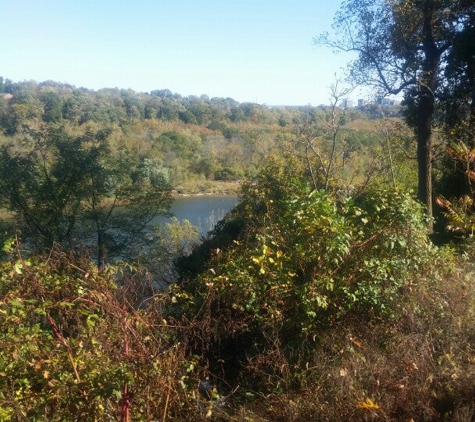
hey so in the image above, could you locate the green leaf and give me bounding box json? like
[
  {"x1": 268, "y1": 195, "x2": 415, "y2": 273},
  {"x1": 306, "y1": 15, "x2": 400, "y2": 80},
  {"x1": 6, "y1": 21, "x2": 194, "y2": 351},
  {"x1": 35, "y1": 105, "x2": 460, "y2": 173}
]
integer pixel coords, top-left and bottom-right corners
[{"x1": 8, "y1": 299, "x2": 24, "y2": 309}]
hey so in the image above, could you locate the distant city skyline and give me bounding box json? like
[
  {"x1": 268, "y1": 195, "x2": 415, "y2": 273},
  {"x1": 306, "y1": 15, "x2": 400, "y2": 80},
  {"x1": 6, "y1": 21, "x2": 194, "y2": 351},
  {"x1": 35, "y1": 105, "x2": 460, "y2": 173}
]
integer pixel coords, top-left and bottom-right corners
[{"x1": 1, "y1": 1, "x2": 366, "y2": 106}]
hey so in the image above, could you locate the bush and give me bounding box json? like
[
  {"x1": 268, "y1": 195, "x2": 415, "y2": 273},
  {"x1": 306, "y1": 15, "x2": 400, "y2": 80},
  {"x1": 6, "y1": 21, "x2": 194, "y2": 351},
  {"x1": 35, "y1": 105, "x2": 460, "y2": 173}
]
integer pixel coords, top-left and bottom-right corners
[
  {"x1": 173, "y1": 156, "x2": 475, "y2": 420},
  {"x1": 176, "y1": 157, "x2": 441, "y2": 391},
  {"x1": 214, "y1": 167, "x2": 243, "y2": 181},
  {"x1": 0, "y1": 241, "x2": 206, "y2": 421}
]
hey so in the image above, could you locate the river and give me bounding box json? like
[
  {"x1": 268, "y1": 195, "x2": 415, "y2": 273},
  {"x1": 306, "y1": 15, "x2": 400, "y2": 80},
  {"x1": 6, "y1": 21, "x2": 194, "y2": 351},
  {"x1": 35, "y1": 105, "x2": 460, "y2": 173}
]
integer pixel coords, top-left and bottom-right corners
[{"x1": 155, "y1": 195, "x2": 239, "y2": 234}]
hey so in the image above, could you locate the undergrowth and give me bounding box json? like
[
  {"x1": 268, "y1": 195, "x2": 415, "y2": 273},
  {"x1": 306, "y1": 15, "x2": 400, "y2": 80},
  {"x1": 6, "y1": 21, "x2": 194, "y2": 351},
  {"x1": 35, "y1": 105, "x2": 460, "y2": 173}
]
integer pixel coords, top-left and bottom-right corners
[{"x1": 2, "y1": 172, "x2": 475, "y2": 420}]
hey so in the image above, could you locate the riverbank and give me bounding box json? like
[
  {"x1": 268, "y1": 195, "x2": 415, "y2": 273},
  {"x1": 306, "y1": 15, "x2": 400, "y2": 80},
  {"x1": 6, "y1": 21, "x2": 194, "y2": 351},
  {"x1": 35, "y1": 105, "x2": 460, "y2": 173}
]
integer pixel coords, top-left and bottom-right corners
[
  {"x1": 172, "y1": 180, "x2": 242, "y2": 196},
  {"x1": 0, "y1": 182, "x2": 242, "y2": 224}
]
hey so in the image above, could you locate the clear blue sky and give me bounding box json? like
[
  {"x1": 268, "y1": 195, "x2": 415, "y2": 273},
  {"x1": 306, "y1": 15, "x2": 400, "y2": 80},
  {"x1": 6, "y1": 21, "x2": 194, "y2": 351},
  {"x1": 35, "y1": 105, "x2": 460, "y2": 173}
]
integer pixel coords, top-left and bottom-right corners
[{"x1": 1, "y1": 0, "x2": 356, "y2": 106}]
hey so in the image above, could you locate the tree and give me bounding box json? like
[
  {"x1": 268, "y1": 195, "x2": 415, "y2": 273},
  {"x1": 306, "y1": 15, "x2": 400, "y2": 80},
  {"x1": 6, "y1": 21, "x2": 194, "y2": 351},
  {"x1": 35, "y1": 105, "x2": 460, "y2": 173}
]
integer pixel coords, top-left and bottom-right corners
[
  {"x1": 441, "y1": 2, "x2": 475, "y2": 145},
  {"x1": 121, "y1": 89, "x2": 145, "y2": 120},
  {"x1": 317, "y1": 0, "x2": 472, "y2": 229},
  {"x1": 0, "y1": 83, "x2": 43, "y2": 135},
  {"x1": 0, "y1": 126, "x2": 172, "y2": 265},
  {"x1": 434, "y1": 3, "x2": 475, "y2": 205},
  {"x1": 40, "y1": 90, "x2": 63, "y2": 123},
  {"x1": 292, "y1": 77, "x2": 353, "y2": 191},
  {"x1": 80, "y1": 151, "x2": 172, "y2": 266},
  {"x1": 0, "y1": 127, "x2": 94, "y2": 246}
]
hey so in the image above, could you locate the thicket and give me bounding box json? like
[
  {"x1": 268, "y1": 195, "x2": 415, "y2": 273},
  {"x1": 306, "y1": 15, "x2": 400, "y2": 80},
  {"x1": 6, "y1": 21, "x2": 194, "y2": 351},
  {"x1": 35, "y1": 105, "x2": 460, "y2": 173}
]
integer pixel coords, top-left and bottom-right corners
[
  {"x1": 0, "y1": 241, "x2": 204, "y2": 421},
  {"x1": 173, "y1": 155, "x2": 475, "y2": 421}
]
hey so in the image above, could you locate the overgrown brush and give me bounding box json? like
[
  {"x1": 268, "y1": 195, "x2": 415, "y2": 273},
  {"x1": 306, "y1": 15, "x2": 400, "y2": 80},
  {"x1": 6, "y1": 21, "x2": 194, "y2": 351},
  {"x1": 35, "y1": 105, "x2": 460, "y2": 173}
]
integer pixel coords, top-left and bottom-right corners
[
  {"x1": 3, "y1": 152, "x2": 475, "y2": 421},
  {"x1": 172, "y1": 156, "x2": 475, "y2": 421},
  {"x1": 0, "y1": 240, "x2": 210, "y2": 421},
  {"x1": 178, "y1": 161, "x2": 437, "y2": 363},
  {"x1": 227, "y1": 253, "x2": 475, "y2": 421}
]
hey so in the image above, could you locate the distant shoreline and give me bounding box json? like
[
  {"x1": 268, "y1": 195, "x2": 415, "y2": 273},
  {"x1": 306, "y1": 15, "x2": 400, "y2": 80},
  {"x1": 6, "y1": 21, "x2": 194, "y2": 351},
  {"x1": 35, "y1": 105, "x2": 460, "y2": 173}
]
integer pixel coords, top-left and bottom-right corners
[{"x1": 172, "y1": 181, "x2": 241, "y2": 197}]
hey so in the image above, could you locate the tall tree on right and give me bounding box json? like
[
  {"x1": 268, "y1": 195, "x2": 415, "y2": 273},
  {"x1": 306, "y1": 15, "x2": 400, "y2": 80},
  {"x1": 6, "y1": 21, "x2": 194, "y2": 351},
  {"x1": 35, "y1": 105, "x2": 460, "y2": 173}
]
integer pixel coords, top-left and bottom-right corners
[
  {"x1": 441, "y1": 1, "x2": 475, "y2": 144},
  {"x1": 317, "y1": 0, "x2": 473, "y2": 230}
]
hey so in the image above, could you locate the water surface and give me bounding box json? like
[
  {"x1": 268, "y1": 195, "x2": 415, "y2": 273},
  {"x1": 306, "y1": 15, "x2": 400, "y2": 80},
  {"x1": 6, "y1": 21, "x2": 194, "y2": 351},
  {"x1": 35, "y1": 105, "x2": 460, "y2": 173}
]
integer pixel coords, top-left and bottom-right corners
[{"x1": 156, "y1": 195, "x2": 239, "y2": 234}]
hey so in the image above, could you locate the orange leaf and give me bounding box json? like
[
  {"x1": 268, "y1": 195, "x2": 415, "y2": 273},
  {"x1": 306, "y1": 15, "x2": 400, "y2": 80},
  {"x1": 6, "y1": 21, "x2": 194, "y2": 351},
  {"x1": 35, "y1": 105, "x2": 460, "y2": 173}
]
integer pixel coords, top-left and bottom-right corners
[
  {"x1": 350, "y1": 336, "x2": 363, "y2": 349},
  {"x1": 446, "y1": 146, "x2": 459, "y2": 159},
  {"x1": 467, "y1": 170, "x2": 475, "y2": 181},
  {"x1": 356, "y1": 398, "x2": 380, "y2": 410},
  {"x1": 435, "y1": 196, "x2": 451, "y2": 208}
]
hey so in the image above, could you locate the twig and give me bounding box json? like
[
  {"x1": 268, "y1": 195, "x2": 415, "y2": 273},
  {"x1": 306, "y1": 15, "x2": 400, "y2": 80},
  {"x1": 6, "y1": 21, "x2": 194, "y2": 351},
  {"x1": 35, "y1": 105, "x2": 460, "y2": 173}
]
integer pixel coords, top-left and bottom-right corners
[{"x1": 162, "y1": 381, "x2": 172, "y2": 422}]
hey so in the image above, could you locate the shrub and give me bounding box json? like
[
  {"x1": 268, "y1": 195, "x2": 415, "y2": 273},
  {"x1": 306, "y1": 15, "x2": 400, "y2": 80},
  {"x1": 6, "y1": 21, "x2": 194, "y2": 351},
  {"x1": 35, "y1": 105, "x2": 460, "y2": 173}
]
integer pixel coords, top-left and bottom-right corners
[
  {"x1": 0, "y1": 241, "x2": 204, "y2": 421},
  {"x1": 178, "y1": 157, "x2": 440, "y2": 393}
]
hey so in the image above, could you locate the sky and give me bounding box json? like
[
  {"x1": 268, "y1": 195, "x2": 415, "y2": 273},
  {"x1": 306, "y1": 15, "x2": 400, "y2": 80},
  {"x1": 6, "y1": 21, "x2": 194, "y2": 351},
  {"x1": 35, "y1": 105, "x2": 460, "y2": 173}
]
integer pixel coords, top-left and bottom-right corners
[{"x1": 1, "y1": 0, "x2": 360, "y2": 106}]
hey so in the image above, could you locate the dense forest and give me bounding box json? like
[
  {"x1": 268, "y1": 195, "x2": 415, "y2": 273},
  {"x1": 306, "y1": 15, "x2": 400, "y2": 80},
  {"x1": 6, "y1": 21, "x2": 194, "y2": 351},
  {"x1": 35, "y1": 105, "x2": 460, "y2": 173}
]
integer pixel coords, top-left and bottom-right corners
[
  {"x1": 0, "y1": 75, "x2": 402, "y2": 190},
  {"x1": 1, "y1": 1, "x2": 475, "y2": 420}
]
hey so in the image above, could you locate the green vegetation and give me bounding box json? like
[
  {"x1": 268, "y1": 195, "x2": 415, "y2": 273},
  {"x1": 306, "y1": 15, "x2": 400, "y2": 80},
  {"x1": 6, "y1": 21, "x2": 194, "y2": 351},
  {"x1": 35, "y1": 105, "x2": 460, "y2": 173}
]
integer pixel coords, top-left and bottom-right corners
[
  {"x1": 0, "y1": 77, "x2": 403, "y2": 193},
  {"x1": 1, "y1": 154, "x2": 475, "y2": 420},
  {"x1": 1, "y1": 2, "x2": 475, "y2": 418},
  {"x1": 174, "y1": 156, "x2": 475, "y2": 421},
  {"x1": 0, "y1": 243, "x2": 192, "y2": 420},
  {"x1": 0, "y1": 125, "x2": 172, "y2": 266}
]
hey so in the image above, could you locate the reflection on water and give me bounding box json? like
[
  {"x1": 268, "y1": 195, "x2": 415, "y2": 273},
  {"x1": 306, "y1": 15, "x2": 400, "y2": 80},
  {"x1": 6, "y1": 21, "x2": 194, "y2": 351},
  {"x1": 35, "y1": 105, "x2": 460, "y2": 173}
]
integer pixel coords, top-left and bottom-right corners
[{"x1": 153, "y1": 195, "x2": 239, "y2": 235}]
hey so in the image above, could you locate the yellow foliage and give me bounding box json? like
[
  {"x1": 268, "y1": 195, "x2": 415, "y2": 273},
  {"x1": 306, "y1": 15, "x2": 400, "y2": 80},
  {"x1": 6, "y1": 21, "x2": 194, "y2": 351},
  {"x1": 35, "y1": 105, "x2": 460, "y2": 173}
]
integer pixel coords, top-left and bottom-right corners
[{"x1": 356, "y1": 397, "x2": 380, "y2": 410}]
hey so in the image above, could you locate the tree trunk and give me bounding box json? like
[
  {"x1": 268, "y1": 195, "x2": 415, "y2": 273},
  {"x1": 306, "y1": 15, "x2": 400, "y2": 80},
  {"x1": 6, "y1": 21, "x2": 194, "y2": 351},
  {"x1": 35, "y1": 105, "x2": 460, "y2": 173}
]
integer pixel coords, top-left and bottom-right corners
[
  {"x1": 417, "y1": 92, "x2": 434, "y2": 231},
  {"x1": 97, "y1": 229, "x2": 104, "y2": 269},
  {"x1": 417, "y1": 0, "x2": 440, "y2": 232},
  {"x1": 470, "y1": 71, "x2": 475, "y2": 135}
]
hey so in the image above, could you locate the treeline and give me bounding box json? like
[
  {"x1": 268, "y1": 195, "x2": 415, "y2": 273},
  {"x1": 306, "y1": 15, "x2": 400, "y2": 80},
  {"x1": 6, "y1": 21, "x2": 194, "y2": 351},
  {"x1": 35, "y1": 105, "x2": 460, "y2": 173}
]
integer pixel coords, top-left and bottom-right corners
[{"x1": 0, "y1": 77, "x2": 401, "y2": 128}]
